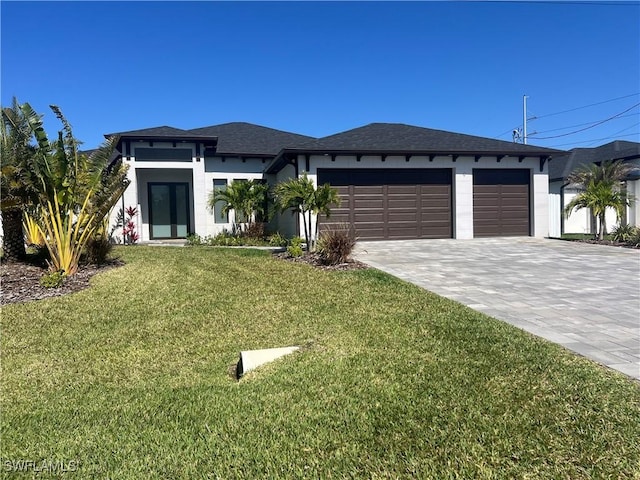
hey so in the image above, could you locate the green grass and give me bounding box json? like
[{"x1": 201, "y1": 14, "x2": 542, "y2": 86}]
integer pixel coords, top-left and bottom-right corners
[{"x1": 2, "y1": 246, "x2": 639, "y2": 479}]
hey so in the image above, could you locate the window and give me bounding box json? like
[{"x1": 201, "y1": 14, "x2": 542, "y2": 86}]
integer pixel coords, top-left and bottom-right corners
[
  {"x1": 135, "y1": 148, "x2": 192, "y2": 162},
  {"x1": 213, "y1": 179, "x2": 228, "y2": 224}
]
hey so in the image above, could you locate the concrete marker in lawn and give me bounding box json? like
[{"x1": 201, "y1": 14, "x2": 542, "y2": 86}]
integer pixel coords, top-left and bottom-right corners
[{"x1": 236, "y1": 346, "x2": 300, "y2": 379}]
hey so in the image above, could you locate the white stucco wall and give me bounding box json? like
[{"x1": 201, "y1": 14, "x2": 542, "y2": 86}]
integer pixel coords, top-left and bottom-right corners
[
  {"x1": 560, "y1": 185, "x2": 630, "y2": 236},
  {"x1": 532, "y1": 169, "x2": 549, "y2": 238},
  {"x1": 203, "y1": 156, "x2": 266, "y2": 237},
  {"x1": 110, "y1": 141, "x2": 201, "y2": 242},
  {"x1": 273, "y1": 163, "x2": 297, "y2": 239},
  {"x1": 112, "y1": 146, "x2": 551, "y2": 243},
  {"x1": 548, "y1": 181, "x2": 563, "y2": 238},
  {"x1": 563, "y1": 187, "x2": 594, "y2": 234}
]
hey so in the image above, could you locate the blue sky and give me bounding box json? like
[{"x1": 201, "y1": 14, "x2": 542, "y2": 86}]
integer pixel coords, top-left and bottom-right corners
[{"x1": 2, "y1": 1, "x2": 639, "y2": 151}]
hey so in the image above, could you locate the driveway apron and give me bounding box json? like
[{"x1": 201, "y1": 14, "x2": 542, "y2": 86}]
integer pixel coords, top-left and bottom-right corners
[{"x1": 353, "y1": 238, "x2": 640, "y2": 380}]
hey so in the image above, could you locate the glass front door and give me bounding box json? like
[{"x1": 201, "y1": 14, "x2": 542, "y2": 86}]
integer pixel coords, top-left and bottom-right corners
[{"x1": 149, "y1": 183, "x2": 190, "y2": 239}]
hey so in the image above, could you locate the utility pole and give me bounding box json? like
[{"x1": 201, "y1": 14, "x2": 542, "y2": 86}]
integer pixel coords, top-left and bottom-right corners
[{"x1": 523, "y1": 94, "x2": 528, "y2": 145}]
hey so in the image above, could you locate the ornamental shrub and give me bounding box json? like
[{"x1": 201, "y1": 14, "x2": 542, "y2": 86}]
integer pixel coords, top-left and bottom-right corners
[{"x1": 317, "y1": 224, "x2": 356, "y2": 265}]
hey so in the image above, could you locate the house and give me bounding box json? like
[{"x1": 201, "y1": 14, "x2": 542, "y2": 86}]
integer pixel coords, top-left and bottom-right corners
[
  {"x1": 548, "y1": 140, "x2": 640, "y2": 238},
  {"x1": 107, "y1": 122, "x2": 562, "y2": 242}
]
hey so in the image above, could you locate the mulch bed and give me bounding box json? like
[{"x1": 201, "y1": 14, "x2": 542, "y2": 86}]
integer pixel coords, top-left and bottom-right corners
[
  {"x1": 0, "y1": 259, "x2": 123, "y2": 306},
  {"x1": 273, "y1": 251, "x2": 369, "y2": 271},
  {"x1": 561, "y1": 238, "x2": 640, "y2": 249}
]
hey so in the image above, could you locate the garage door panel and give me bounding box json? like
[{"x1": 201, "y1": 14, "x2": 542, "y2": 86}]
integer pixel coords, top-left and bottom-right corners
[
  {"x1": 473, "y1": 169, "x2": 530, "y2": 237},
  {"x1": 353, "y1": 186, "x2": 384, "y2": 195},
  {"x1": 352, "y1": 225, "x2": 385, "y2": 237},
  {"x1": 501, "y1": 210, "x2": 529, "y2": 220},
  {"x1": 388, "y1": 212, "x2": 418, "y2": 222},
  {"x1": 420, "y1": 185, "x2": 451, "y2": 197},
  {"x1": 326, "y1": 213, "x2": 350, "y2": 223},
  {"x1": 387, "y1": 185, "x2": 418, "y2": 194},
  {"x1": 387, "y1": 228, "x2": 419, "y2": 239},
  {"x1": 354, "y1": 212, "x2": 385, "y2": 223},
  {"x1": 354, "y1": 199, "x2": 384, "y2": 210},
  {"x1": 388, "y1": 199, "x2": 418, "y2": 209},
  {"x1": 501, "y1": 184, "x2": 529, "y2": 193},
  {"x1": 421, "y1": 211, "x2": 452, "y2": 221},
  {"x1": 423, "y1": 200, "x2": 450, "y2": 208},
  {"x1": 318, "y1": 168, "x2": 452, "y2": 240}
]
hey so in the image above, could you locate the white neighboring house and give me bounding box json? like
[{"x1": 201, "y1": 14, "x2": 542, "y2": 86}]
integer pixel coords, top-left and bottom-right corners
[
  {"x1": 103, "y1": 122, "x2": 562, "y2": 243},
  {"x1": 548, "y1": 141, "x2": 640, "y2": 238}
]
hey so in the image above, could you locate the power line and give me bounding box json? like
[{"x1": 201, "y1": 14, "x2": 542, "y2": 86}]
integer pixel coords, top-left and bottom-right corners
[
  {"x1": 533, "y1": 112, "x2": 638, "y2": 135},
  {"x1": 528, "y1": 93, "x2": 639, "y2": 121},
  {"x1": 528, "y1": 103, "x2": 640, "y2": 139},
  {"x1": 584, "y1": 121, "x2": 640, "y2": 147},
  {"x1": 494, "y1": 93, "x2": 639, "y2": 139},
  {"x1": 549, "y1": 130, "x2": 640, "y2": 148}
]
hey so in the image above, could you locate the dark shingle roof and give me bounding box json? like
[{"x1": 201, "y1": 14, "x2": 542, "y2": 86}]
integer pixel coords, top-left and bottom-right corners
[
  {"x1": 106, "y1": 125, "x2": 213, "y2": 139},
  {"x1": 294, "y1": 123, "x2": 563, "y2": 155},
  {"x1": 548, "y1": 140, "x2": 640, "y2": 181},
  {"x1": 189, "y1": 122, "x2": 316, "y2": 156}
]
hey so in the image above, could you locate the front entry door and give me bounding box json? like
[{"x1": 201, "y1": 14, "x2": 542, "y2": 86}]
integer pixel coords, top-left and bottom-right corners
[{"x1": 149, "y1": 183, "x2": 190, "y2": 239}]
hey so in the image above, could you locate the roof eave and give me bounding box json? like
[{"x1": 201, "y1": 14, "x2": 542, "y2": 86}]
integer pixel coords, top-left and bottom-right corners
[
  {"x1": 207, "y1": 151, "x2": 275, "y2": 159},
  {"x1": 265, "y1": 147, "x2": 560, "y2": 174},
  {"x1": 106, "y1": 133, "x2": 218, "y2": 146}
]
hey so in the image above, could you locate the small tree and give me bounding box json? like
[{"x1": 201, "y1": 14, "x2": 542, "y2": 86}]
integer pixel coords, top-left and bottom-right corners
[
  {"x1": 313, "y1": 182, "x2": 341, "y2": 241},
  {"x1": 208, "y1": 179, "x2": 270, "y2": 230},
  {"x1": 565, "y1": 160, "x2": 633, "y2": 241},
  {"x1": 0, "y1": 98, "x2": 40, "y2": 261},
  {"x1": 20, "y1": 103, "x2": 128, "y2": 274},
  {"x1": 274, "y1": 173, "x2": 340, "y2": 251}
]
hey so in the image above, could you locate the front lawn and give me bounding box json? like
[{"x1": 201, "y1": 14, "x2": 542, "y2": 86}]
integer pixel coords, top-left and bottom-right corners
[{"x1": 1, "y1": 247, "x2": 639, "y2": 478}]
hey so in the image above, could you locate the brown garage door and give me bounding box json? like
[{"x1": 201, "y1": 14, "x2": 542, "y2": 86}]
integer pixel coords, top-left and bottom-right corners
[
  {"x1": 317, "y1": 169, "x2": 452, "y2": 240},
  {"x1": 473, "y1": 169, "x2": 530, "y2": 237}
]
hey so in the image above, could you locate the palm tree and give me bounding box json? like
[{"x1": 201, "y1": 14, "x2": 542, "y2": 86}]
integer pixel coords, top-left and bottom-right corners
[
  {"x1": 274, "y1": 174, "x2": 315, "y2": 249},
  {"x1": 208, "y1": 179, "x2": 270, "y2": 229},
  {"x1": 312, "y1": 182, "x2": 341, "y2": 241},
  {"x1": 274, "y1": 173, "x2": 340, "y2": 251},
  {"x1": 0, "y1": 98, "x2": 39, "y2": 261},
  {"x1": 565, "y1": 160, "x2": 633, "y2": 241}
]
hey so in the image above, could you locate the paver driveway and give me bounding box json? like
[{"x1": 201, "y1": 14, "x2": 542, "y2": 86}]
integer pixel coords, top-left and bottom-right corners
[{"x1": 353, "y1": 237, "x2": 640, "y2": 380}]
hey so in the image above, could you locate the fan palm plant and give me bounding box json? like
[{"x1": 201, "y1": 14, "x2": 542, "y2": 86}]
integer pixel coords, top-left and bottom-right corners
[
  {"x1": 0, "y1": 98, "x2": 40, "y2": 260},
  {"x1": 565, "y1": 160, "x2": 633, "y2": 241}
]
